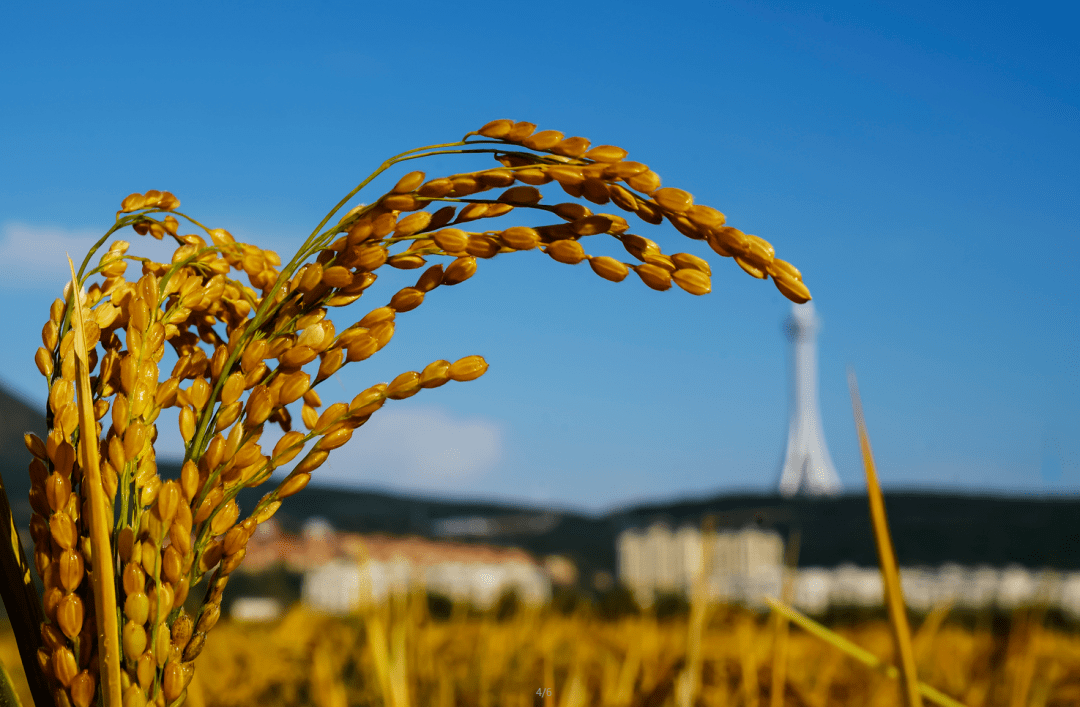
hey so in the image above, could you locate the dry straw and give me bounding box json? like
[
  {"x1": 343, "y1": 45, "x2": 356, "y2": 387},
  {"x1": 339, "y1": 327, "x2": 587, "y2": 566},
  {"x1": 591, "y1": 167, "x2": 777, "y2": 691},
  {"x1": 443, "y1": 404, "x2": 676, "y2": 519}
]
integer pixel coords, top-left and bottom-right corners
[
  {"x1": 759, "y1": 373, "x2": 972, "y2": 707},
  {"x1": 848, "y1": 367, "x2": 924, "y2": 707},
  {"x1": 763, "y1": 598, "x2": 967, "y2": 707},
  {"x1": 769, "y1": 529, "x2": 799, "y2": 707}
]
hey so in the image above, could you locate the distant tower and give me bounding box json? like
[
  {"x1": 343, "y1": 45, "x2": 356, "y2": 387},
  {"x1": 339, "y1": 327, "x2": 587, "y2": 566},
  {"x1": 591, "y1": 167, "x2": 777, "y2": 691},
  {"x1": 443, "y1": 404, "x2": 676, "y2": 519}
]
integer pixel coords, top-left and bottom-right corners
[{"x1": 778, "y1": 302, "x2": 842, "y2": 497}]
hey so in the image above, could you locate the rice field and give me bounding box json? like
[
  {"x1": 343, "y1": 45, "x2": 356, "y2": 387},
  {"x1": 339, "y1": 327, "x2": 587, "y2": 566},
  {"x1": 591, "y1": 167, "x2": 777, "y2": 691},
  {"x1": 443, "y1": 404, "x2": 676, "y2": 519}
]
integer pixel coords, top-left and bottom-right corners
[{"x1": 6, "y1": 594, "x2": 1080, "y2": 707}]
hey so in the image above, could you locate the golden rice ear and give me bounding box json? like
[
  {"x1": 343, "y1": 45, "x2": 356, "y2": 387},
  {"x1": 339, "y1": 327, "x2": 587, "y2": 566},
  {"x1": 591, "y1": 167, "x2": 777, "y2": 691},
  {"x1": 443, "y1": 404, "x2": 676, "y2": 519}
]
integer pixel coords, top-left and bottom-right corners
[
  {"x1": 522, "y1": 130, "x2": 564, "y2": 151},
  {"x1": 584, "y1": 145, "x2": 629, "y2": 163},
  {"x1": 498, "y1": 186, "x2": 542, "y2": 205},
  {"x1": 477, "y1": 119, "x2": 514, "y2": 138},
  {"x1": 588, "y1": 256, "x2": 629, "y2": 283},
  {"x1": 570, "y1": 215, "x2": 613, "y2": 237},
  {"x1": 465, "y1": 235, "x2": 501, "y2": 259},
  {"x1": 392, "y1": 171, "x2": 425, "y2": 194},
  {"x1": 634, "y1": 263, "x2": 672, "y2": 291},
  {"x1": 513, "y1": 167, "x2": 551, "y2": 186},
  {"x1": 581, "y1": 179, "x2": 611, "y2": 205},
  {"x1": 389, "y1": 287, "x2": 425, "y2": 313},
  {"x1": 673, "y1": 269, "x2": 711, "y2": 295},
  {"x1": 386, "y1": 371, "x2": 422, "y2": 400},
  {"x1": 626, "y1": 170, "x2": 661, "y2": 194},
  {"x1": 478, "y1": 169, "x2": 515, "y2": 188},
  {"x1": 386, "y1": 253, "x2": 427, "y2": 270},
  {"x1": 55, "y1": 130, "x2": 815, "y2": 707},
  {"x1": 670, "y1": 253, "x2": 711, "y2": 275},
  {"x1": 546, "y1": 240, "x2": 586, "y2": 265},
  {"x1": 767, "y1": 258, "x2": 802, "y2": 282},
  {"x1": 394, "y1": 211, "x2": 432, "y2": 237},
  {"x1": 506, "y1": 121, "x2": 537, "y2": 141},
  {"x1": 635, "y1": 200, "x2": 664, "y2": 225},
  {"x1": 442, "y1": 256, "x2": 477, "y2": 285},
  {"x1": 773, "y1": 274, "x2": 811, "y2": 304},
  {"x1": 499, "y1": 227, "x2": 540, "y2": 251},
  {"x1": 741, "y1": 234, "x2": 776, "y2": 268},
  {"x1": 735, "y1": 257, "x2": 768, "y2": 279},
  {"x1": 448, "y1": 355, "x2": 488, "y2": 382},
  {"x1": 608, "y1": 184, "x2": 639, "y2": 213},
  {"x1": 654, "y1": 189, "x2": 697, "y2": 218},
  {"x1": 552, "y1": 136, "x2": 591, "y2": 157},
  {"x1": 433, "y1": 228, "x2": 468, "y2": 253},
  {"x1": 420, "y1": 360, "x2": 452, "y2": 388},
  {"x1": 288, "y1": 453, "x2": 322, "y2": 481},
  {"x1": 687, "y1": 204, "x2": 725, "y2": 230}
]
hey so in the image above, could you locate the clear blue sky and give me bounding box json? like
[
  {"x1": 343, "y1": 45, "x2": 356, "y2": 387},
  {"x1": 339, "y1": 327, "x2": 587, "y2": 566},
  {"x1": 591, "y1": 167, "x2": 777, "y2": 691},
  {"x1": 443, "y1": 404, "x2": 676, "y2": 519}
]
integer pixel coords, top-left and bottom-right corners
[{"x1": 1, "y1": 1, "x2": 1076, "y2": 514}]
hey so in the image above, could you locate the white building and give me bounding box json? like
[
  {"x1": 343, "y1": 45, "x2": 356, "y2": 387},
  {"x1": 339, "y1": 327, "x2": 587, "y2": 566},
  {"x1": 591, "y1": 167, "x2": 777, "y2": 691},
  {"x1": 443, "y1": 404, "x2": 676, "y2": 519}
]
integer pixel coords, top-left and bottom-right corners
[
  {"x1": 617, "y1": 521, "x2": 1080, "y2": 616},
  {"x1": 618, "y1": 523, "x2": 784, "y2": 608},
  {"x1": 300, "y1": 533, "x2": 551, "y2": 615}
]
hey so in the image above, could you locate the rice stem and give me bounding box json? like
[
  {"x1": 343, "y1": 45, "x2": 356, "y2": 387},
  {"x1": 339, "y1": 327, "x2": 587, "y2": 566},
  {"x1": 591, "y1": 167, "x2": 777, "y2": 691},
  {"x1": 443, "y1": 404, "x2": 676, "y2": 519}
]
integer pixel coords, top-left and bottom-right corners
[
  {"x1": 848, "y1": 367, "x2": 924, "y2": 707},
  {"x1": 763, "y1": 597, "x2": 967, "y2": 707},
  {"x1": 67, "y1": 255, "x2": 123, "y2": 707}
]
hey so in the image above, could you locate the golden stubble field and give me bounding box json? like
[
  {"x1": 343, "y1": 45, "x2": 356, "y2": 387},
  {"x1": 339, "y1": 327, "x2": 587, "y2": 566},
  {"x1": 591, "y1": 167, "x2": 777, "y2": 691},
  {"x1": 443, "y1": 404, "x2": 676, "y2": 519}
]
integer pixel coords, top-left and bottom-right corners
[{"x1": 7, "y1": 595, "x2": 1080, "y2": 707}]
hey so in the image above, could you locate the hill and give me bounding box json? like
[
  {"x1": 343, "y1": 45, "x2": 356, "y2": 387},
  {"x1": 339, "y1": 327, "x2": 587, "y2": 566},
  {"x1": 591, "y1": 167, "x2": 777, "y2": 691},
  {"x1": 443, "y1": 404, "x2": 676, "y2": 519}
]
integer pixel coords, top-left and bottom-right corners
[{"x1": 3, "y1": 380, "x2": 1079, "y2": 595}]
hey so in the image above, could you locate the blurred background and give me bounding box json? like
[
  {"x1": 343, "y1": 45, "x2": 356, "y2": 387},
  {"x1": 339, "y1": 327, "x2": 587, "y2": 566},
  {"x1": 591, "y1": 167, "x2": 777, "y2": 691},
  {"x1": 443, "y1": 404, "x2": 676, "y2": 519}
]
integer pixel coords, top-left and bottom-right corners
[{"x1": 1, "y1": 1, "x2": 1078, "y2": 705}]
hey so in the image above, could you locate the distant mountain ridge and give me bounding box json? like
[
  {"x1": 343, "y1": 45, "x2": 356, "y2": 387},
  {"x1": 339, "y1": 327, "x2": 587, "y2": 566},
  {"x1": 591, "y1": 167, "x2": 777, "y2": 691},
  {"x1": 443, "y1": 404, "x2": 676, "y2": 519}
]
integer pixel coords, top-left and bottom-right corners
[
  {"x1": 0, "y1": 381, "x2": 48, "y2": 536},
  {"x1": 3, "y1": 380, "x2": 1080, "y2": 592}
]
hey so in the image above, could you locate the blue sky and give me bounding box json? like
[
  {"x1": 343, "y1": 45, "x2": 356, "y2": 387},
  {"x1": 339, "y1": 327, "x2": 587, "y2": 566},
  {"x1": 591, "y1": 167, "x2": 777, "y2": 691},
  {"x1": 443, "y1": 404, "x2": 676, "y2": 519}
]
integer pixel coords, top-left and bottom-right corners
[{"x1": 1, "y1": 1, "x2": 1076, "y2": 514}]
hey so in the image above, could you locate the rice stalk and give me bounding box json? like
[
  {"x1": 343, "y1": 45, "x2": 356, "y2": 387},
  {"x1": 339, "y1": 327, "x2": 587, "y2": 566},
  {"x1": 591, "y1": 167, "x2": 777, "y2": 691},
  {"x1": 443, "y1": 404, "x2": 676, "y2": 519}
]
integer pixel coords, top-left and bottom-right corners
[
  {"x1": 67, "y1": 256, "x2": 123, "y2": 707},
  {"x1": 611, "y1": 627, "x2": 641, "y2": 707},
  {"x1": 543, "y1": 625, "x2": 556, "y2": 707},
  {"x1": 848, "y1": 367, "x2": 924, "y2": 707},
  {"x1": 0, "y1": 473, "x2": 49, "y2": 707},
  {"x1": 310, "y1": 640, "x2": 346, "y2": 707},
  {"x1": 763, "y1": 597, "x2": 967, "y2": 707},
  {"x1": 388, "y1": 602, "x2": 410, "y2": 707},
  {"x1": 1007, "y1": 604, "x2": 1046, "y2": 707},
  {"x1": 557, "y1": 660, "x2": 587, "y2": 707},
  {"x1": 676, "y1": 515, "x2": 714, "y2": 707},
  {"x1": 770, "y1": 530, "x2": 799, "y2": 707},
  {"x1": 1028, "y1": 658, "x2": 1061, "y2": 707},
  {"x1": 0, "y1": 657, "x2": 25, "y2": 707},
  {"x1": 914, "y1": 602, "x2": 953, "y2": 672},
  {"x1": 737, "y1": 613, "x2": 760, "y2": 707},
  {"x1": 364, "y1": 608, "x2": 395, "y2": 707}
]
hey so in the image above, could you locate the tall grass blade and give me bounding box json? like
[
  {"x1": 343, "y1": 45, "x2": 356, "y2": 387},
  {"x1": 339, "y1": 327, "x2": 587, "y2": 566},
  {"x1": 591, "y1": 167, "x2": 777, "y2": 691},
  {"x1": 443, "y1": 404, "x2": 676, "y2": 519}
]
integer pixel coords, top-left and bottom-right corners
[
  {"x1": 914, "y1": 601, "x2": 952, "y2": 669},
  {"x1": 389, "y1": 603, "x2": 410, "y2": 707},
  {"x1": 543, "y1": 628, "x2": 555, "y2": 707},
  {"x1": 848, "y1": 367, "x2": 924, "y2": 707},
  {"x1": 737, "y1": 614, "x2": 760, "y2": 707},
  {"x1": 613, "y1": 627, "x2": 641, "y2": 707},
  {"x1": 365, "y1": 609, "x2": 395, "y2": 707},
  {"x1": 763, "y1": 596, "x2": 967, "y2": 707},
  {"x1": 0, "y1": 659, "x2": 24, "y2": 707},
  {"x1": 1008, "y1": 602, "x2": 1046, "y2": 707},
  {"x1": 67, "y1": 255, "x2": 123, "y2": 707},
  {"x1": 0, "y1": 470, "x2": 51, "y2": 707},
  {"x1": 677, "y1": 515, "x2": 715, "y2": 707},
  {"x1": 770, "y1": 530, "x2": 800, "y2": 707}
]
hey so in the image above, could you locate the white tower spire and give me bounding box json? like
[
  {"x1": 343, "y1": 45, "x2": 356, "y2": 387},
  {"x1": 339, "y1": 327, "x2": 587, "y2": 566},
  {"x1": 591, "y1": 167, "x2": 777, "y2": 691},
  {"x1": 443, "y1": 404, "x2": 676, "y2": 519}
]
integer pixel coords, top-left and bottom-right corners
[{"x1": 778, "y1": 301, "x2": 842, "y2": 497}]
